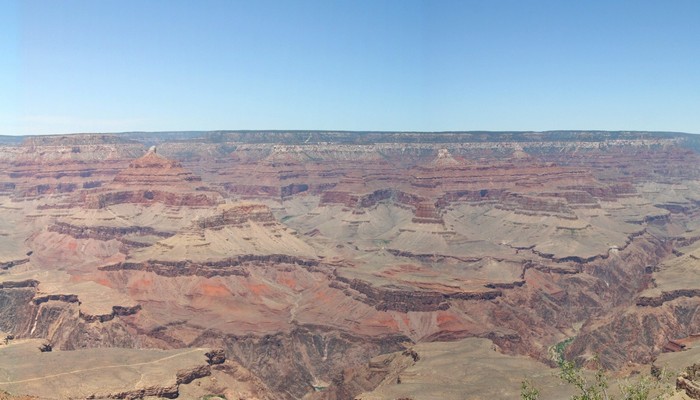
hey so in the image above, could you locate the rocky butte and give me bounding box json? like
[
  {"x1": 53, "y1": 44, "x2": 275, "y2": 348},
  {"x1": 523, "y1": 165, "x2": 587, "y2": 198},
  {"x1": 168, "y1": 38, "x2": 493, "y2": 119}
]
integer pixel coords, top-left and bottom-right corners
[{"x1": 1, "y1": 130, "x2": 700, "y2": 399}]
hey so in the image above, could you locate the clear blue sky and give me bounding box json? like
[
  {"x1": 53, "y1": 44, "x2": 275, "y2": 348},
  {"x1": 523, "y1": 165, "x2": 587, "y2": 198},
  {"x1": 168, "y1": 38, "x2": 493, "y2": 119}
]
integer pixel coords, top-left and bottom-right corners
[{"x1": 1, "y1": 0, "x2": 699, "y2": 135}]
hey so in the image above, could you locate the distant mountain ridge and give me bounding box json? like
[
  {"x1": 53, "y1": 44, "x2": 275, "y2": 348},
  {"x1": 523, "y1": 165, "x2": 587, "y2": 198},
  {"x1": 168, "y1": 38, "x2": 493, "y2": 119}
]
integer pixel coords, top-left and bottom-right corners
[{"x1": 3, "y1": 129, "x2": 699, "y2": 146}]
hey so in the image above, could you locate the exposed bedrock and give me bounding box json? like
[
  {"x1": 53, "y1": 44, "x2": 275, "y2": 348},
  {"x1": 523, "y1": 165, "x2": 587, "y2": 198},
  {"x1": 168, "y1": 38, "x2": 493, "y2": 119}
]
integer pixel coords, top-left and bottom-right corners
[
  {"x1": 0, "y1": 280, "x2": 39, "y2": 289},
  {"x1": 5, "y1": 163, "x2": 125, "y2": 199},
  {"x1": 677, "y1": 364, "x2": 700, "y2": 400},
  {"x1": 100, "y1": 254, "x2": 321, "y2": 278},
  {"x1": 314, "y1": 347, "x2": 420, "y2": 400},
  {"x1": 32, "y1": 293, "x2": 79, "y2": 305},
  {"x1": 385, "y1": 249, "x2": 481, "y2": 263},
  {"x1": 0, "y1": 138, "x2": 145, "y2": 199},
  {"x1": 49, "y1": 221, "x2": 174, "y2": 241},
  {"x1": 77, "y1": 148, "x2": 224, "y2": 208},
  {"x1": 567, "y1": 299, "x2": 700, "y2": 369},
  {"x1": 332, "y1": 274, "x2": 501, "y2": 312},
  {"x1": 558, "y1": 235, "x2": 683, "y2": 368},
  {"x1": 190, "y1": 325, "x2": 410, "y2": 400},
  {"x1": 678, "y1": 377, "x2": 700, "y2": 400},
  {"x1": 95, "y1": 383, "x2": 179, "y2": 400},
  {"x1": 320, "y1": 189, "x2": 421, "y2": 211},
  {"x1": 26, "y1": 301, "x2": 138, "y2": 350},
  {"x1": 347, "y1": 279, "x2": 450, "y2": 311},
  {"x1": 473, "y1": 234, "x2": 672, "y2": 365},
  {"x1": 331, "y1": 233, "x2": 670, "y2": 367},
  {"x1": 281, "y1": 183, "x2": 310, "y2": 198},
  {"x1": 3, "y1": 132, "x2": 700, "y2": 399},
  {"x1": 0, "y1": 258, "x2": 30, "y2": 270},
  {"x1": 195, "y1": 203, "x2": 278, "y2": 229},
  {"x1": 585, "y1": 234, "x2": 671, "y2": 305},
  {"x1": 2, "y1": 300, "x2": 392, "y2": 399},
  {"x1": 530, "y1": 228, "x2": 648, "y2": 264},
  {"x1": 87, "y1": 189, "x2": 221, "y2": 208},
  {"x1": 637, "y1": 289, "x2": 700, "y2": 307},
  {"x1": 79, "y1": 304, "x2": 142, "y2": 323},
  {"x1": 85, "y1": 364, "x2": 213, "y2": 400},
  {"x1": 0, "y1": 283, "x2": 140, "y2": 351},
  {"x1": 0, "y1": 287, "x2": 38, "y2": 336},
  {"x1": 319, "y1": 181, "x2": 622, "y2": 225}
]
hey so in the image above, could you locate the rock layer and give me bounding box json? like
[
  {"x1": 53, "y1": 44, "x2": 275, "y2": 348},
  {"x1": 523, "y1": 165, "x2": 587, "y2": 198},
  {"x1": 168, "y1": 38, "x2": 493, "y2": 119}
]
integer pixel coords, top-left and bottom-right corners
[{"x1": 2, "y1": 131, "x2": 700, "y2": 399}]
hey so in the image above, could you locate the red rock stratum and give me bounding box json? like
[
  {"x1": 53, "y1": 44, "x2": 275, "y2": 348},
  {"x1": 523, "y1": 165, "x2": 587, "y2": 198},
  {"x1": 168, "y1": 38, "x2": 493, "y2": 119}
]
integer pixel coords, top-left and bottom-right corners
[{"x1": 1, "y1": 130, "x2": 700, "y2": 399}]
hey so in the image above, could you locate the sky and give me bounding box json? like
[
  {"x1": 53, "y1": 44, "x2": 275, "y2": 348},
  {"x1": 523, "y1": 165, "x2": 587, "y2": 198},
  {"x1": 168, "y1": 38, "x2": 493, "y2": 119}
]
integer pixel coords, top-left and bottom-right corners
[{"x1": 1, "y1": 0, "x2": 699, "y2": 135}]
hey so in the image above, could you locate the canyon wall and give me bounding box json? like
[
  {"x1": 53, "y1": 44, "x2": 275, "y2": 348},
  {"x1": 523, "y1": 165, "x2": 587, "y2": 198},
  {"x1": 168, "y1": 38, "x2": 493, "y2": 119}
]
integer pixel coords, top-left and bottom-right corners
[{"x1": 1, "y1": 130, "x2": 700, "y2": 399}]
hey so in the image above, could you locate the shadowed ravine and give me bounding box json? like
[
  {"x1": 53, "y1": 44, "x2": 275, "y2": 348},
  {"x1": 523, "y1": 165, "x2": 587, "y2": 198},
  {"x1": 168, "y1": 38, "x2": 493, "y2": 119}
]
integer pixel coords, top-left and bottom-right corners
[{"x1": 1, "y1": 131, "x2": 700, "y2": 399}]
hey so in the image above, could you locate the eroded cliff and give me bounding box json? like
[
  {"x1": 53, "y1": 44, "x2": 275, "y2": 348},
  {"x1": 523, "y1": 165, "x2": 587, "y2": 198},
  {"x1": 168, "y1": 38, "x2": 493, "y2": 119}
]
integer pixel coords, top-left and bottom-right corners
[{"x1": 1, "y1": 130, "x2": 700, "y2": 399}]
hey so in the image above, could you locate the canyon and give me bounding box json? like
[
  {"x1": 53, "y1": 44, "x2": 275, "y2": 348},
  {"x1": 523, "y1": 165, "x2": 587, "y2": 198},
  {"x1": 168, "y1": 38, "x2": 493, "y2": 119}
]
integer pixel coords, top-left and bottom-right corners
[{"x1": 1, "y1": 130, "x2": 700, "y2": 399}]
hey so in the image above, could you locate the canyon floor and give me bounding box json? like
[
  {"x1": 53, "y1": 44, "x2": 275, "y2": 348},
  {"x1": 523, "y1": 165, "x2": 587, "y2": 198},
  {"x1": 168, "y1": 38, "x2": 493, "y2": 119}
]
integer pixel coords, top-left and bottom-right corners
[{"x1": 1, "y1": 131, "x2": 700, "y2": 399}]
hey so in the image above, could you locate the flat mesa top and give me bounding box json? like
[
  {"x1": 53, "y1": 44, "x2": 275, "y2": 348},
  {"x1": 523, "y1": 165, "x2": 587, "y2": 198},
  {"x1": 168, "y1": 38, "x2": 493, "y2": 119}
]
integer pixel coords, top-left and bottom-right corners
[{"x1": 0, "y1": 340, "x2": 210, "y2": 399}]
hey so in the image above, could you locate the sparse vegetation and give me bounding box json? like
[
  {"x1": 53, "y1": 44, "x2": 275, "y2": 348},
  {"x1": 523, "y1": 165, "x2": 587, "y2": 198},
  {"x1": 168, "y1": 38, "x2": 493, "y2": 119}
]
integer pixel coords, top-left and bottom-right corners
[
  {"x1": 558, "y1": 358, "x2": 610, "y2": 400},
  {"x1": 521, "y1": 380, "x2": 540, "y2": 400},
  {"x1": 521, "y1": 357, "x2": 674, "y2": 400},
  {"x1": 552, "y1": 337, "x2": 575, "y2": 365}
]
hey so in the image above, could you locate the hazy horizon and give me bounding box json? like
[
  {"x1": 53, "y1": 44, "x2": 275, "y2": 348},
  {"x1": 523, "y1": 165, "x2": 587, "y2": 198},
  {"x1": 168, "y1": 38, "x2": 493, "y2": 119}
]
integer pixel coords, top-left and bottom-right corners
[{"x1": 2, "y1": 128, "x2": 700, "y2": 138}]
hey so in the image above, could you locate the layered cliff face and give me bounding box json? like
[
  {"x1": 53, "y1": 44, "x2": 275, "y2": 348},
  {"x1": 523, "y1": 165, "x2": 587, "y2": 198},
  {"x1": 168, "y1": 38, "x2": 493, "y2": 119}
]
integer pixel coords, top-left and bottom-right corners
[
  {"x1": 1, "y1": 131, "x2": 700, "y2": 399},
  {"x1": 0, "y1": 338, "x2": 271, "y2": 400},
  {"x1": 0, "y1": 135, "x2": 144, "y2": 200},
  {"x1": 324, "y1": 338, "x2": 571, "y2": 400},
  {"x1": 84, "y1": 146, "x2": 223, "y2": 208}
]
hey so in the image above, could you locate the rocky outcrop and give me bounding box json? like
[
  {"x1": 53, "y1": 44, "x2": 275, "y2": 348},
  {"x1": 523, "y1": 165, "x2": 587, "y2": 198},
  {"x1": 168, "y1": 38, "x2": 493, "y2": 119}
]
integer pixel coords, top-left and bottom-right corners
[
  {"x1": 521, "y1": 262, "x2": 579, "y2": 275},
  {"x1": 32, "y1": 294, "x2": 79, "y2": 305},
  {"x1": 84, "y1": 148, "x2": 222, "y2": 208},
  {"x1": 96, "y1": 384, "x2": 179, "y2": 399},
  {"x1": 321, "y1": 347, "x2": 419, "y2": 400},
  {"x1": 175, "y1": 364, "x2": 212, "y2": 385},
  {"x1": 205, "y1": 349, "x2": 226, "y2": 365},
  {"x1": 86, "y1": 364, "x2": 212, "y2": 400},
  {"x1": 637, "y1": 289, "x2": 700, "y2": 307},
  {"x1": 49, "y1": 221, "x2": 173, "y2": 241},
  {"x1": 4, "y1": 131, "x2": 700, "y2": 400},
  {"x1": 347, "y1": 279, "x2": 451, "y2": 312},
  {"x1": 0, "y1": 135, "x2": 143, "y2": 200},
  {"x1": 0, "y1": 280, "x2": 39, "y2": 289},
  {"x1": 27, "y1": 291, "x2": 141, "y2": 324},
  {"x1": 0, "y1": 284, "x2": 39, "y2": 336},
  {"x1": 195, "y1": 203, "x2": 277, "y2": 229},
  {"x1": 0, "y1": 279, "x2": 144, "y2": 353},
  {"x1": 89, "y1": 189, "x2": 221, "y2": 208},
  {"x1": 333, "y1": 275, "x2": 501, "y2": 312},
  {"x1": 100, "y1": 260, "x2": 250, "y2": 278},
  {"x1": 386, "y1": 249, "x2": 482, "y2": 263},
  {"x1": 79, "y1": 305, "x2": 142, "y2": 323},
  {"x1": 677, "y1": 364, "x2": 700, "y2": 399},
  {"x1": 530, "y1": 228, "x2": 647, "y2": 264},
  {"x1": 197, "y1": 325, "x2": 411, "y2": 400},
  {"x1": 0, "y1": 259, "x2": 29, "y2": 271},
  {"x1": 101, "y1": 254, "x2": 319, "y2": 278}
]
